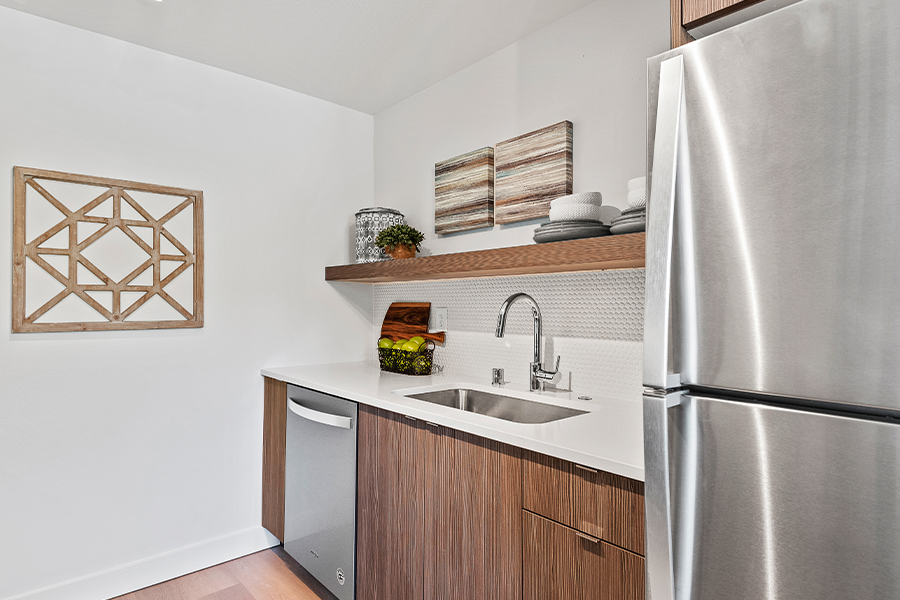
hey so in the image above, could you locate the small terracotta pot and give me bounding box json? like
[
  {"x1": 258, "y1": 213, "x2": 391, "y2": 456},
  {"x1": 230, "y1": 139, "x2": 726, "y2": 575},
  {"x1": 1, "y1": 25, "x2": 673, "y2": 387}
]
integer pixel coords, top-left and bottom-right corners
[{"x1": 386, "y1": 245, "x2": 416, "y2": 259}]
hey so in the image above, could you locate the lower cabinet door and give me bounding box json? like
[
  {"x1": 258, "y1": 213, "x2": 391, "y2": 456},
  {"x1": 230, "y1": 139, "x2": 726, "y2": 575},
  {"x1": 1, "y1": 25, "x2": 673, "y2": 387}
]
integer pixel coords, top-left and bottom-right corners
[
  {"x1": 357, "y1": 406, "x2": 423, "y2": 600},
  {"x1": 357, "y1": 407, "x2": 522, "y2": 600},
  {"x1": 423, "y1": 424, "x2": 522, "y2": 600},
  {"x1": 523, "y1": 511, "x2": 644, "y2": 600}
]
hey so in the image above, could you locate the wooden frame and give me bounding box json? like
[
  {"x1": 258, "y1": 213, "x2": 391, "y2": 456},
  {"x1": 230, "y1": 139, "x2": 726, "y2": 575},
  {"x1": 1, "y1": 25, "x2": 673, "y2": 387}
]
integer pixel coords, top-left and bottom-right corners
[{"x1": 12, "y1": 166, "x2": 204, "y2": 332}]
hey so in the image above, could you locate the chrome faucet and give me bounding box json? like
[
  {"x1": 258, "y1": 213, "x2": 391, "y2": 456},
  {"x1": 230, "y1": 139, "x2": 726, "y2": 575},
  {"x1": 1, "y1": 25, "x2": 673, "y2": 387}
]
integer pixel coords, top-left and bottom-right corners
[{"x1": 495, "y1": 293, "x2": 560, "y2": 391}]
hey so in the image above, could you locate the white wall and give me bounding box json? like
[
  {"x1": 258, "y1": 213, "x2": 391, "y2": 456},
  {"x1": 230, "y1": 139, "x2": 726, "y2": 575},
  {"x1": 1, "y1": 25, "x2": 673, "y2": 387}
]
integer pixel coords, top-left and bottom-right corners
[
  {"x1": 0, "y1": 8, "x2": 374, "y2": 600},
  {"x1": 374, "y1": 0, "x2": 669, "y2": 255}
]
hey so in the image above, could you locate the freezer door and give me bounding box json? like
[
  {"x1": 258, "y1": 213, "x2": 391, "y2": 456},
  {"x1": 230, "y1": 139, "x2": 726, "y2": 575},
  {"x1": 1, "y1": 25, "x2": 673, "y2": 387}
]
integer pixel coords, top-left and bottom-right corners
[
  {"x1": 654, "y1": 393, "x2": 900, "y2": 600},
  {"x1": 646, "y1": 0, "x2": 900, "y2": 411}
]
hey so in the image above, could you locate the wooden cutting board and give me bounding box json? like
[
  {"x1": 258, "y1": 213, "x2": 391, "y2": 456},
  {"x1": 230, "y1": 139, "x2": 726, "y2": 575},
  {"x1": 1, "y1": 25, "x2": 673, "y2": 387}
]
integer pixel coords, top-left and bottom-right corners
[{"x1": 380, "y1": 302, "x2": 445, "y2": 344}]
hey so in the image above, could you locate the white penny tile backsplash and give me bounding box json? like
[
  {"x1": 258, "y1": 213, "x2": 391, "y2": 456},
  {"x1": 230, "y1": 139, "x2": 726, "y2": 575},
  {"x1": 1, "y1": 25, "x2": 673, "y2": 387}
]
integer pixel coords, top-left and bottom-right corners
[{"x1": 373, "y1": 269, "x2": 645, "y2": 400}]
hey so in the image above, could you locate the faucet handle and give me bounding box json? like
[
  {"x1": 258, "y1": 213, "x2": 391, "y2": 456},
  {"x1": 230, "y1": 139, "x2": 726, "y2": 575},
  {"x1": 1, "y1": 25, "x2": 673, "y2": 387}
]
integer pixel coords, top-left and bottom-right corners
[{"x1": 534, "y1": 356, "x2": 561, "y2": 383}]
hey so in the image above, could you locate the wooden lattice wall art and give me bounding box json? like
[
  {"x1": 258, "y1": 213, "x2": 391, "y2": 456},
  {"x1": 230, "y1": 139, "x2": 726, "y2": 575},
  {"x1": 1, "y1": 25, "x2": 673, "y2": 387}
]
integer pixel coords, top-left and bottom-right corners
[{"x1": 12, "y1": 167, "x2": 204, "y2": 332}]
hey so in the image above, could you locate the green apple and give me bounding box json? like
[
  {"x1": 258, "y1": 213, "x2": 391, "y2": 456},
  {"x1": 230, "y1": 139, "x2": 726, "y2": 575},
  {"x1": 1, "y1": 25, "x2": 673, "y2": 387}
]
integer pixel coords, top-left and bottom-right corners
[
  {"x1": 409, "y1": 336, "x2": 426, "y2": 347},
  {"x1": 392, "y1": 339, "x2": 408, "y2": 349},
  {"x1": 401, "y1": 341, "x2": 421, "y2": 352},
  {"x1": 378, "y1": 337, "x2": 394, "y2": 349}
]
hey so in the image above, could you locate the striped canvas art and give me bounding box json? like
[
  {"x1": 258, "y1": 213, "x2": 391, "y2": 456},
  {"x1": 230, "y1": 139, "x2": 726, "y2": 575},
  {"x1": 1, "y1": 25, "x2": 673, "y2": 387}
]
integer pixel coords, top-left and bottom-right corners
[
  {"x1": 494, "y1": 121, "x2": 573, "y2": 224},
  {"x1": 434, "y1": 147, "x2": 494, "y2": 234}
]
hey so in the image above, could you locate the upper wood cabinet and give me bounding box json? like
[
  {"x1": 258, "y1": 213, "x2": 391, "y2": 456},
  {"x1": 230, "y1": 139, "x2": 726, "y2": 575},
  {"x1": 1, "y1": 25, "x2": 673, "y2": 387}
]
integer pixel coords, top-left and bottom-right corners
[
  {"x1": 683, "y1": 0, "x2": 755, "y2": 27},
  {"x1": 672, "y1": 0, "x2": 766, "y2": 48}
]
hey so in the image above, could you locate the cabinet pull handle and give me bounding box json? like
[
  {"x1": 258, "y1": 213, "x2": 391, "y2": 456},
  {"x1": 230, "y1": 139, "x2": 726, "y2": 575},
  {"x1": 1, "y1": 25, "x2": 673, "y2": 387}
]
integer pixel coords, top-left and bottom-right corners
[
  {"x1": 576, "y1": 531, "x2": 600, "y2": 544},
  {"x1": 403, "y1": 415, "x2": 417, "y2": 422},
  {"x1": 575, "y1": 464, "x2": 598, "y2": 475},
  {"x1": 424, "y1": 421, "x2": 440, "y2": 429}
]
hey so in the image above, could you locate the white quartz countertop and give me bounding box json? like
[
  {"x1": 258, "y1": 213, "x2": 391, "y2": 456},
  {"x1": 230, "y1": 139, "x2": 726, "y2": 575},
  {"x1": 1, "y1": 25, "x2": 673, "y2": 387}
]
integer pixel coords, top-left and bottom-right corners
[{"x1": 261, "y1": 361, "x2": 644, "y2": 482}]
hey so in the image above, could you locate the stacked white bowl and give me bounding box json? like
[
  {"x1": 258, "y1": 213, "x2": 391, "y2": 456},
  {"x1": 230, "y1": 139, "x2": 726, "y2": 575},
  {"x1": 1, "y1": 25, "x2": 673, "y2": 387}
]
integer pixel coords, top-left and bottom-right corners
[
  {"x1": 626, "y1": 177, "x2": 647, "y2": 209},
  {"x1": 534, "y1": 192, "x2": 612, "y2": 243},
  {"x1": 610, "y1": 177, "x2": 648, "y2": 235},
  {"x1": 548, "y1": 191, "x2": 604, "y2": 222}
]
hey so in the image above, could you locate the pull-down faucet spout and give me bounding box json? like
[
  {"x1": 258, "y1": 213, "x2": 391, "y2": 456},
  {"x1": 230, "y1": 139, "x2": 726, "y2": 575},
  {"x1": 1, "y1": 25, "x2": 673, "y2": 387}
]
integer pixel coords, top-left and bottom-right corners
[{"x1": 495, "y1": 293, "x2": 560, "y2": 391}]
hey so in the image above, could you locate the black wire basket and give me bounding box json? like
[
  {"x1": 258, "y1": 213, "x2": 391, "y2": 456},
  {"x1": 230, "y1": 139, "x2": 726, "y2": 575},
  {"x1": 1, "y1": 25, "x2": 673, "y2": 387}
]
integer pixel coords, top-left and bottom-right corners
[{"x1": 378, "y1": 342, "x2": 435, "y2": 376}]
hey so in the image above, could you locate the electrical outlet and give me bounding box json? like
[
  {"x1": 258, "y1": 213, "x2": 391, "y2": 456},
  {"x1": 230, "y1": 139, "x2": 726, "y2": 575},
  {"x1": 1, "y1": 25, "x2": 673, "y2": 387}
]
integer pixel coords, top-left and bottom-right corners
[{"x1": 435, "y1": 307, "x2": 448, "y2": 332}]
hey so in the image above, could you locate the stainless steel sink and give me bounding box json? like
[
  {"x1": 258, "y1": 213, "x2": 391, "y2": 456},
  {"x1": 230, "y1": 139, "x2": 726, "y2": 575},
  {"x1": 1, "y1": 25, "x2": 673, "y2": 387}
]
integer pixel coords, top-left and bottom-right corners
[{"x1": 405, "y1": 388, "x2": 586, "y2": 424}]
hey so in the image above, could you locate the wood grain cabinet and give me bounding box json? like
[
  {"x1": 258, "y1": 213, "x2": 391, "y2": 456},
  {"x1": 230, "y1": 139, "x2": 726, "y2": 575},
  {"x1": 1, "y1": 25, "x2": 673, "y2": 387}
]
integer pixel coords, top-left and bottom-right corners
[
  {"x1": 524, "y1": 511, "x2": 644, "y2": 600},
  {"x1": 523, "y1": 451, "x2": 645, "y2": 556},
  {"x1": 673, "y1": 0, "x2": 768, "y2": 48},
  {"x1": 357, "y1": 405, "x2": 523, "y2": 600},
  {"x1": 522, "y1": 450, "x2": 645, "y2": 599},
  {"x1": 261, "y1": 377, "x2": 287, "y2": 542},
  {"x1": 682, "y1": 0, "x2": 756, "y2": 27},
  {"x1": 262, "y1": 383, "x2": 646, "y2": 599}
]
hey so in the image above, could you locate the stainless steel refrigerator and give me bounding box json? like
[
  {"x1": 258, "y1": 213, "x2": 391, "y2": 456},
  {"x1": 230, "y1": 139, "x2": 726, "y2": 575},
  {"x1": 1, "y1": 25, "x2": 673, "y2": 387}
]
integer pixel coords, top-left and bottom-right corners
[{"x1": 643, "y1": 0, "x2": 900, "y2": 598}]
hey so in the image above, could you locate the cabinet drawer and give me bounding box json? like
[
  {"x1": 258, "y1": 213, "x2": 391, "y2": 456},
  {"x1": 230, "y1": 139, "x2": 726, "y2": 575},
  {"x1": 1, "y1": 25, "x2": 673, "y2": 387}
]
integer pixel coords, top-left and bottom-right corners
[
  {"x1": 523, "y1": 451, "x2": 574, "y2": 527},
  {"x1": 523, "y1": 511, "x2": 644, "y2": 600},
  {"x1": 523, "y1": 451, "x2": 645, "y2": 555},
  {"x1": 574, "y1": 464, "x2": 645, "y2": 556}
]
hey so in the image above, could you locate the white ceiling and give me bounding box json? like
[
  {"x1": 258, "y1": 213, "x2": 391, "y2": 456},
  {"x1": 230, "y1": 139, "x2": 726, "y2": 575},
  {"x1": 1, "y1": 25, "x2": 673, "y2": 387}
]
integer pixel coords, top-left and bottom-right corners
[{"x1": 0, "y1": 0, "x2": 596, "y2": 114}]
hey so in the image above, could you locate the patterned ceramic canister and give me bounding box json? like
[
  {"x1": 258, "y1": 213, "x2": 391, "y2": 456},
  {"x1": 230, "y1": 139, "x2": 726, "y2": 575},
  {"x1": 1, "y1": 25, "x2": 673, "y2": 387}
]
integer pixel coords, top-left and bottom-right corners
[{"x1": 355, "y1": 207, "x2": 405, "y2": 263}]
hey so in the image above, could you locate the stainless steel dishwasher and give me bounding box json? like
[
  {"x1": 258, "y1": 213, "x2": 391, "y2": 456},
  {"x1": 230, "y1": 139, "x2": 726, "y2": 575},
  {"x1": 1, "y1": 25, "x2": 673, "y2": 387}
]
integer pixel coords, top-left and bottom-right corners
[{"x1": 284, "y1": 384, "x2": 357, "y2": 600}]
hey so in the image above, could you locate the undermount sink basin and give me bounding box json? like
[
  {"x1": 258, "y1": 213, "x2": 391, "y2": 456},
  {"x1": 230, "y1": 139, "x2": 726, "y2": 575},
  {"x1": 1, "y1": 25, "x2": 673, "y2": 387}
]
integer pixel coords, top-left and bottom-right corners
[{"x1": 404, "y1": 388, "x2": 587, "y2": 424}]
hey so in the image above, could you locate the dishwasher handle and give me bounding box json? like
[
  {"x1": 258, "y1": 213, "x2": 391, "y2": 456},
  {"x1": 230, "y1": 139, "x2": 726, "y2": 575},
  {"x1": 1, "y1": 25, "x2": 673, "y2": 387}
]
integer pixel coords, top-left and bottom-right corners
[{"x1": 288, "y1": 398, "x2": 353, "y2": 429}]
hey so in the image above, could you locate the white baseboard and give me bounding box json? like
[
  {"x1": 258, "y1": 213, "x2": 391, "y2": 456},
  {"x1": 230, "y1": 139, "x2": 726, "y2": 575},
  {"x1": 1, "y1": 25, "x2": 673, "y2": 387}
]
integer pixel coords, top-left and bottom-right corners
[{"x1": 5, "y1": 527, "x2": 281, "y2": 600}]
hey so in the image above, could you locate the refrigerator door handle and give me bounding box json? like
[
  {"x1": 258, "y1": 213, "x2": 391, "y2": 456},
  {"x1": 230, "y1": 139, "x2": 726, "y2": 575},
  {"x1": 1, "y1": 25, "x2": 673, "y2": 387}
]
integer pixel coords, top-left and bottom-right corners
[
  {"x1": 644, "y1": 389, "x2": 686, "y2": 600},
  {"x1": 644, "y1": 54, "x2": 685, "y2": 391}
]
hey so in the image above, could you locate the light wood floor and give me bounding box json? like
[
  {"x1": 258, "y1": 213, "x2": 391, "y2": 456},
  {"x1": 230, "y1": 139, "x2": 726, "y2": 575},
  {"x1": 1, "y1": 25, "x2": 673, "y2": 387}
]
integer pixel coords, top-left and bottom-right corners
[{"x1": 113, "y1": 547, "x2": 337, "y2": 600}]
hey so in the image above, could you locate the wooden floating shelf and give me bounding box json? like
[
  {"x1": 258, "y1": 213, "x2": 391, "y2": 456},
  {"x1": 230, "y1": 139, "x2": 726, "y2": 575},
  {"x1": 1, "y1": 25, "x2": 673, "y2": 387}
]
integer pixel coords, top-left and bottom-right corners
[{"x1": 325, "y1": 232, "x2": 645, "y2": 283}]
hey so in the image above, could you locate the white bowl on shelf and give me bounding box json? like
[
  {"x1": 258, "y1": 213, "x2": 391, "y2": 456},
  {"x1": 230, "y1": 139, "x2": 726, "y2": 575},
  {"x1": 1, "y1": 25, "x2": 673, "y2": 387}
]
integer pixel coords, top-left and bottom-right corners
[
  {"x1": 549, "y1": 203, "x2": 604, "y2": 222},
  {"x1": 550, "y1": 192, "x2": 603, "y2": 207},
  {"x1": 627, "y1": 188, "x2": 646, "y2": 208}
]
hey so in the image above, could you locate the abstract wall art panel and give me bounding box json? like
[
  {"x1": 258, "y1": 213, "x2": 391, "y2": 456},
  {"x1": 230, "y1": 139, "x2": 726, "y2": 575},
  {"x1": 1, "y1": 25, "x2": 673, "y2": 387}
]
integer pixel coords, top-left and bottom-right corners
[
  {"x1": 434, "y1": 146, "x2": 494, "y2": 234},
  {"x1": 494, "y1": 121, "x2": 573, "y2": 224},
  {"x1": 12, "y1": 166, "x2": 204, "y2": 332}
]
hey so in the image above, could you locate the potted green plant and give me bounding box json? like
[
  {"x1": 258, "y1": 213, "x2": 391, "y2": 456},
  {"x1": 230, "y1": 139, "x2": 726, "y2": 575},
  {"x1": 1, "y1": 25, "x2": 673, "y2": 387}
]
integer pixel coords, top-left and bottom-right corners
[{"x1": 375, "y1": 224, "x2": 425, "y2": 259}]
